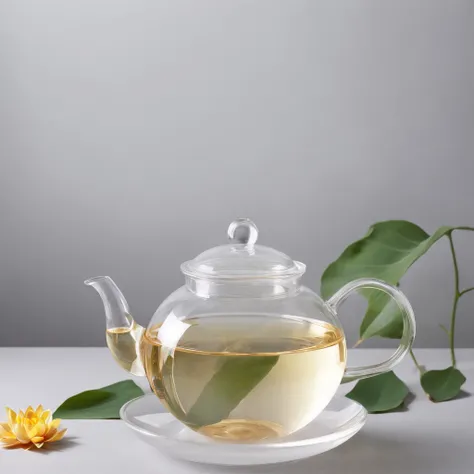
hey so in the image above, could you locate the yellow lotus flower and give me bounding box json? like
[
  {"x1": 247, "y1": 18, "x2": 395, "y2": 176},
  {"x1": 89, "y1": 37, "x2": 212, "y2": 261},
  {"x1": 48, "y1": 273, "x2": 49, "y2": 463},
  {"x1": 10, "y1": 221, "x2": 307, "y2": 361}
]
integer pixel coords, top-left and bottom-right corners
[{"x1": 0, "y1": 405, "x2": 67, "y2": 449}]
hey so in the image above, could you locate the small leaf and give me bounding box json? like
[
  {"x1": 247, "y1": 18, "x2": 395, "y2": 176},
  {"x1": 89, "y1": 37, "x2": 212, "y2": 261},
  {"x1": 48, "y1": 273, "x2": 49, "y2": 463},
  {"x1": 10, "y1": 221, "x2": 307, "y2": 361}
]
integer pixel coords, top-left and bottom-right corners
[
  {"x1": 321, "y1": 221, "x2": 456, "y2": 340},
  {"x1": 346, "y1": 371, "x2": 409, "y2": 413},
  {"x1": 420, "y1": 367, "x2": 466, "y2": 402},
  {"x1": 186, "y1": 356, "x2": 279, "y2": 427},
  {"x1": 54, "y1": 380, "x2": 144, "y2": 419}
]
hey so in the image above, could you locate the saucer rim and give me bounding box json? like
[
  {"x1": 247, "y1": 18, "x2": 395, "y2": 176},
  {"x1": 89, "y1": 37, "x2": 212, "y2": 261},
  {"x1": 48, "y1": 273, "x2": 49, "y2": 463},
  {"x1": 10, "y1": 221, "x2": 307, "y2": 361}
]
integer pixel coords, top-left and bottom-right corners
[{"x1": 120, "y1": 393, "x2": 367, "y2": 449}]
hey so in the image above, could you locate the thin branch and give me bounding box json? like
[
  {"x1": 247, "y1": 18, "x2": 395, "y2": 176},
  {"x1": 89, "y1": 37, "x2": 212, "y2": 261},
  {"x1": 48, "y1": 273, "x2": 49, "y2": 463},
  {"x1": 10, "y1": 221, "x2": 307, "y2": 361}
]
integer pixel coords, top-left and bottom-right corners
[
  {"x1": 439, "y1": 324, "x2": 450, "y2": 336},
  {"x1": 459, "y1": 287, "x2": 474, "y2": 297},
  {"x1": 409, "y1": 349, "x2": 423, "y2": 374}
]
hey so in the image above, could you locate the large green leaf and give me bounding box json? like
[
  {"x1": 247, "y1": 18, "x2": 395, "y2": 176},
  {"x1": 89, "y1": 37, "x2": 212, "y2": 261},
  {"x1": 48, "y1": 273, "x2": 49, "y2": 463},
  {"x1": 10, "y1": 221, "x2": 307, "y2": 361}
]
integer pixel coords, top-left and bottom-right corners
[
  {"x1": 420, "y1": 367, "x2": 466, "y2": 402},
  {"x1": 321, "y1": 221, "x2": 455, "y2": 340},
  {"x1": 186, "y1": 356, "x2": 279, "y2": 427},
  {"x1": 345, "y1": 371, "x2": 410, "y2": 413},
  {"x1": 54, "y1": 380, "x2": 144, "y2": 419}
]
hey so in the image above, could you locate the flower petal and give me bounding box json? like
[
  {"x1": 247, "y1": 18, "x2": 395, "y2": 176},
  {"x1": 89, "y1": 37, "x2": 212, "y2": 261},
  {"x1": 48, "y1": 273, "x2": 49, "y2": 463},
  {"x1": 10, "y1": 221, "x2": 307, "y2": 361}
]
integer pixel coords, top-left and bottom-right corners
[
  {"x1": 25, "y1": 410, "x2": 37, "y2": 423},
  {"x1": 46, "y1": 419, "x2": 61, "y2": 436},
  {"x1": 1, "y1": 438, "x2": 22, "y2": 448},
  {"x1": 47, "y1": 428, "x2": 67, "y2": 443},
  {"x1": 44, "y1": 429, "x2": 56, "y2": 441},
  {"x1": 35, "y1": 420, "x2": 46, "y2": 437},
  {"x1": 30, "y1": 436, "x2": 44, "y2": 449},
  {"x1": 12, "y1": 424, "x2": 31, "y2": 444},
  {"x1": 41, "y1": 410, "x2": 52, "y2": 424},
  {"x1": 6, "y1": 408, "x2": 17, "y2": 425},
  {"x1": 0, "y1": 423, "x2": 14, "y2": 438},
  {"x1": 26, "y1": 425, "x2": 39, "y2": 440},
  {"x1": 35, "y1": 405, "x2": 43, "y2": 415},
  {"x1": 1, "y1": 436, "x2": 18, "y2": 444}
]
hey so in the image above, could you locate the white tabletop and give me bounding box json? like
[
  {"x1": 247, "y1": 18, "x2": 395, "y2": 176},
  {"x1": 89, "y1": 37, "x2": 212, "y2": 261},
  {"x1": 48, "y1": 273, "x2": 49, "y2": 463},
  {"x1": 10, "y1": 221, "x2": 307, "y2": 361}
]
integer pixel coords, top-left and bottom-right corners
[{"x1": 0, "y1": 348, "x2": 473, "y2": 473}]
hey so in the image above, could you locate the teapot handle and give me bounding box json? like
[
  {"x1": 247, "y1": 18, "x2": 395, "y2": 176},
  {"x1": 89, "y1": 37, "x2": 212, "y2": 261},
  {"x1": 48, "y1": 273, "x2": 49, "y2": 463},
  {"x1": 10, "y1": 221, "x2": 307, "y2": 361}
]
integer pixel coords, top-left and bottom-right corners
[{"x1": 326, "y1": 278, "x2": 416, "y2": 383}]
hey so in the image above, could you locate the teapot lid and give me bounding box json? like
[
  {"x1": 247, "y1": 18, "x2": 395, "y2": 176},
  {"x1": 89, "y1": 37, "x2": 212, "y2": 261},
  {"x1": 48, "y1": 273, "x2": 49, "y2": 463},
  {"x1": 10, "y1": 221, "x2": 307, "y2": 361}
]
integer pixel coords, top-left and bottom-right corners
[{"x1": 181, "y1": 218, "x2": 306, "y2": 280}]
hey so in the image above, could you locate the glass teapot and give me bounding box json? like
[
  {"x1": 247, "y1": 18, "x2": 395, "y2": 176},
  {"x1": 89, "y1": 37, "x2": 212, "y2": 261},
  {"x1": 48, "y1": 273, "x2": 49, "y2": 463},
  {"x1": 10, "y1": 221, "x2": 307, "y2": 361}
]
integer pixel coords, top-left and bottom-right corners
[{"x1": 85, "y1": 218, "x2": 415, "y2": 442}]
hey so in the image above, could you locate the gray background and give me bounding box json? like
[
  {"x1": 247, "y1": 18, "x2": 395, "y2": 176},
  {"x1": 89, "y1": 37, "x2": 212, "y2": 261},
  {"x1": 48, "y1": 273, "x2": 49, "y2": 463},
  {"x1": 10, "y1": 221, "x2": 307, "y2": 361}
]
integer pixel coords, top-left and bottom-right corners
[{"x1": 1, "y1": 1, "x2": 473, "y2": 347}]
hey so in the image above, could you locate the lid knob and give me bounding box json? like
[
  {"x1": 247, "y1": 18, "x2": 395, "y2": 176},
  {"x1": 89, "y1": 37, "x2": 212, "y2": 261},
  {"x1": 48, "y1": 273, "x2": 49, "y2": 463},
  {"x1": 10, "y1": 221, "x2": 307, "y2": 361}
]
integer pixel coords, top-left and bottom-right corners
[{"x1": 227, "y1": 218, "x2": 259, "y2": 246}]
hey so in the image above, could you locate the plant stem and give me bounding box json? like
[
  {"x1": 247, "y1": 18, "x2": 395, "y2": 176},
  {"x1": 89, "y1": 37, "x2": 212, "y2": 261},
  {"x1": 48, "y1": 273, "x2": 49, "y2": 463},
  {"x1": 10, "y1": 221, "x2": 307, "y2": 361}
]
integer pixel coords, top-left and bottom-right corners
[
  {"x1": 459, "y1": 287, "x2": 474, "y2": 297},
  {"x1": 409, "y1": 348, "x2": 423, "y2": 374},
  {"x1": 447, "y1": 232, "x2": 461, "y2": 367}
]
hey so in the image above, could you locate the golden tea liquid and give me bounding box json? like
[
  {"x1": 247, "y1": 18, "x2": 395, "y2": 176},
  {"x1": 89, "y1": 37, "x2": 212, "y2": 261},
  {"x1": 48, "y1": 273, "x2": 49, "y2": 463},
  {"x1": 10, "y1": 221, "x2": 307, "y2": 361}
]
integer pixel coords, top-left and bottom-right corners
[
  {"x1": 142, "y1": 315, "x2": 346, "y2": 441},
  {"x1": 106, "y1": 319, "x2": 145, "y2": 376}
]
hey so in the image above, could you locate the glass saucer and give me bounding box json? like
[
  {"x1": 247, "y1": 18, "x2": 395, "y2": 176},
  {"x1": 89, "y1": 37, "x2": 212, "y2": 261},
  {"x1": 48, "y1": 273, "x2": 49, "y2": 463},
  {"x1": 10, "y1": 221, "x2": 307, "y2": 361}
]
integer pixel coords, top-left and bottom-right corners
[{"x1": 120, "y1": 394, "x2": 367, "y2": 466}]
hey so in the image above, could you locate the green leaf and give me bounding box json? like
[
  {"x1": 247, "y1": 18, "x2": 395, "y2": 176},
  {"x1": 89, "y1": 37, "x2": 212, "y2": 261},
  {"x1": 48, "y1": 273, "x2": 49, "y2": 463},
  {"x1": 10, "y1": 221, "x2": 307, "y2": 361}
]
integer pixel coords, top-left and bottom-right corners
[
  {"x1": 345, "y1": 371, "x2": 410, "y2": 413},
  {"x1": 420, "y1": 367, "x2": 466, "y2": 402},
  {"x1": 321, "y1": 221, "x2": 455, "y2": 340},
  {"x1": 186, "y1": 356, "x2": 279, "y2": 427},
  {"x1": 54, "y1": 380, "x2": 144, "y2": 419}
]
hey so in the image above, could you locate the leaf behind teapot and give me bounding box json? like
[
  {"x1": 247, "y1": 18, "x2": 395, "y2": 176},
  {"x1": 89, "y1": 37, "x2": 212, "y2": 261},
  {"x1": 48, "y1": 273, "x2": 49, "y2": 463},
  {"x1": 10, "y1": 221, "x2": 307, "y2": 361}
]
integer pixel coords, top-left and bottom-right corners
[{"x1": 321, "y1": 221, "x2": 455, "y2": 340}]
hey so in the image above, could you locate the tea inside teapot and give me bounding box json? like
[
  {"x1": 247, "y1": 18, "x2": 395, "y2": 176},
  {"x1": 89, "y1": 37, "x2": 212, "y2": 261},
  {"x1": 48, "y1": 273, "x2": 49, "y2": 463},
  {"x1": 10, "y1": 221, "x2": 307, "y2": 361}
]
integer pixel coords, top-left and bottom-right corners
[{"x1": 142, "y1": 314, "x2": 346, "y2": 441}]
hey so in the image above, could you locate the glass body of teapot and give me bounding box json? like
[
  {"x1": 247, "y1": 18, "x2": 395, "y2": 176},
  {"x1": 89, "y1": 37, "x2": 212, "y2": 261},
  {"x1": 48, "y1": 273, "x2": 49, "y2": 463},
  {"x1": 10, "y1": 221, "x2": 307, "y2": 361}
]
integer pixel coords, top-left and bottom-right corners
[{"x1": 86, "y1": 219, "x2": 415, "y2": 442}]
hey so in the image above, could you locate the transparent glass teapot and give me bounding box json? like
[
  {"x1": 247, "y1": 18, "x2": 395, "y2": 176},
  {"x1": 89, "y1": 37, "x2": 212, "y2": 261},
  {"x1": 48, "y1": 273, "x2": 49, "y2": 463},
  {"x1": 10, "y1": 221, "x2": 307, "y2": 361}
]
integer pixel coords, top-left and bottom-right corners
[{"x1": 86, "y1": 218, "x2": 415, "y2": 442}]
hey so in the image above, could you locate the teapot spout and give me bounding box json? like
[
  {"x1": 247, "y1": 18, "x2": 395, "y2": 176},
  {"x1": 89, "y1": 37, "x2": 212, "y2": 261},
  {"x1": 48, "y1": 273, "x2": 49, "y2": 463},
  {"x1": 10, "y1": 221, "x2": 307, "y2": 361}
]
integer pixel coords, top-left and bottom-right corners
[{"x1": 84, "y1": 276, "x2": 145, "y2": 376}]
